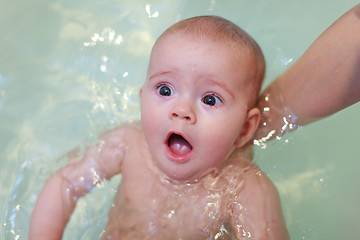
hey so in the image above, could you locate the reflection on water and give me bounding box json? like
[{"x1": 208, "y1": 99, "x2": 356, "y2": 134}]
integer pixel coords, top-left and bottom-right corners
[
  {"x1": 276, "y1": 166, "x2": 333, "y2": 205},
  {"x1": 1, "y1": 0, "x2": 360, "y2": 239},
  {"x1": 253, "y1": 90, "x2": 300, "y2": 150}
]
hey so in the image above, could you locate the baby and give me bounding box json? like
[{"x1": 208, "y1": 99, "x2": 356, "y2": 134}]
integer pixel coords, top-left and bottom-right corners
[{"x1": 29, "y1": 16, "x2": 289, "y2": 239}]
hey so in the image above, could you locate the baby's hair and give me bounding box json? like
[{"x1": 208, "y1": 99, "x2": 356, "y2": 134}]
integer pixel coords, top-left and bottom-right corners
[{"x1": 153, "y1": 16, "x2": 265, "y2": 107}]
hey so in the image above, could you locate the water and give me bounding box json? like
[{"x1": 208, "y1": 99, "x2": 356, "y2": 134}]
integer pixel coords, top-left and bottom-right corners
[{"x1": 1, "y1": 0, "x2": 359, "y2": 239}]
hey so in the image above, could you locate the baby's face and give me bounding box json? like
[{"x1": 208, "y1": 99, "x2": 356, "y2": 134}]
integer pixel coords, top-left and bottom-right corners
[{"x1": 140, "y1": 32, "x2": 258, "y2": 182}]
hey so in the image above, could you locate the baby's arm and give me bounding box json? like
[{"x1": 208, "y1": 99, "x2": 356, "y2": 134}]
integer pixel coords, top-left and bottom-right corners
[
  {"x1": 29, "y1": 124, "x2": 136, "y2": 240},
  {"x1": 255, "y1": 4, "x2": 360, "y2": 141},
  {"x1": 231, "y1": 170, "x2": 289, "y2": 240}
]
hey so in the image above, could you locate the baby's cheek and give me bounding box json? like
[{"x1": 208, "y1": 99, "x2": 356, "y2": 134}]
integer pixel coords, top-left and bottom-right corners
[{"x1": 141, "y1": 111, "x2": 161, "y2": 139}]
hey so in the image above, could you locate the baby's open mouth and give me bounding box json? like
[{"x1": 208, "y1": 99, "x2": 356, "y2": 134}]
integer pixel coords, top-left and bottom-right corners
[{"x1": 167, "y1": 133, "x2": 193, "y2": 156}]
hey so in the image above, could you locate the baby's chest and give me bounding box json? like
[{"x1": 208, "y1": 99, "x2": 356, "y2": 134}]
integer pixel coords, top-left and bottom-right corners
[{"x1": 113, "y1": 181, "x2": 231, "y2": 239}]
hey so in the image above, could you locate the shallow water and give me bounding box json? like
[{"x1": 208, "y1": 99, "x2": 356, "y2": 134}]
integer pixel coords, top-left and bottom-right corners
[{"x1": 1, "y1": 0, "x2": 360, "y2": 239}]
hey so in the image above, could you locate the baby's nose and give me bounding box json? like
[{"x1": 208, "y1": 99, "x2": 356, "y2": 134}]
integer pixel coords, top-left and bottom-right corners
[{"x1": 169, "y1": 104, "x2": 196, "y2": 124}]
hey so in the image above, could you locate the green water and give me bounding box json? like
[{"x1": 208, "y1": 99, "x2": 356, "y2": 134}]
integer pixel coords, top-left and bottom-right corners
[{"x1": 1, "y1": 0, "x2": 359, "y2": 239}]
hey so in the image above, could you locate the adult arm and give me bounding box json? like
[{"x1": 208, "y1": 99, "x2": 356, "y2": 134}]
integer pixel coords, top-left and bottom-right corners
[
  {"x1": 255, "y1": 4, "x2": 360, "y2": 142},
  {"x1": 29, "y1": 124, "x2": 135, "y2": 240}
]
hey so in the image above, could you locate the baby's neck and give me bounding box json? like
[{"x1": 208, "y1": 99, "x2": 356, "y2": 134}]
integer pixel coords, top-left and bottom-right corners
[{"x1": 157, "y1": 148, "x2": 253, "y2": 192}]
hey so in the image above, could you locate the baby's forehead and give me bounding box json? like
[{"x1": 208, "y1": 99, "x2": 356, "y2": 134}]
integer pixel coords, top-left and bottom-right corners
[
  {"x1": 153, "y1": 31, "x2": 256, "y2": 72},
  {"x1": 153, "y1": 31, "x2": 254, "y2": 64},
  {"x1": 152, "y1": 17, "x2": 259, "y2": 64},
  {"x1": 157, "y1": 22, "x2": 251, "y2": 51},
  {"x1": 152, "y1": 33, "x2": 256, "y2": 82}
]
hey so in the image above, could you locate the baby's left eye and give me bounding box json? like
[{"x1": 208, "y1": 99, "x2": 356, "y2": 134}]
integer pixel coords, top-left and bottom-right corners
[{"x1": 202, "y1": 94, "x2": 223, "y2": 106}]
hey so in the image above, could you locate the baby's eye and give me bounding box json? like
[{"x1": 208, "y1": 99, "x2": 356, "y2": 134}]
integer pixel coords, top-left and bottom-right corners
[
  {"x1": 202, "y1": 94, "x2": 223, "y2": 106},
  {"x1": 157, "y1": 84, "x2": 174, "y2": 96}
]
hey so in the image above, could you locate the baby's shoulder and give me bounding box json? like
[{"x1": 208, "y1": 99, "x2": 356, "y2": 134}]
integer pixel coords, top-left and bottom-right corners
[
  {"x1": 217, "y1": 158, "x2": 279, "y2": 202},
  {"x1": 236, "y1": 161, "x2": 278, "y2": 198},
  {"x1": 228, "y1": 161, "x2": 282, "y2": 218},
  {"x1": 227, "y1": 161, "x2": 288, "y2": 239}
]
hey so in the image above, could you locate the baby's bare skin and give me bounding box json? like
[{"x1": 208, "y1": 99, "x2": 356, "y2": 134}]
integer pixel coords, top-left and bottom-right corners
[
  {"x1": 29, "y1": 6, "x2": 360, "y2": 240},
  {"x1": 100, "y1": 123, "x2": 287, "y2": 239},
  {"x1": 29, "y1": 16, "x2": 290, "y2": 239},
  {"x1": 29, "y1": 122, "x2": 287, "y2": 239}
]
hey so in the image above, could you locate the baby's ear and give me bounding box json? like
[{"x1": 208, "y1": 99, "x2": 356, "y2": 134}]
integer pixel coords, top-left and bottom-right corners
[{"x1": 234, "y1": 108, "x2": 261, "y2": 148}]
